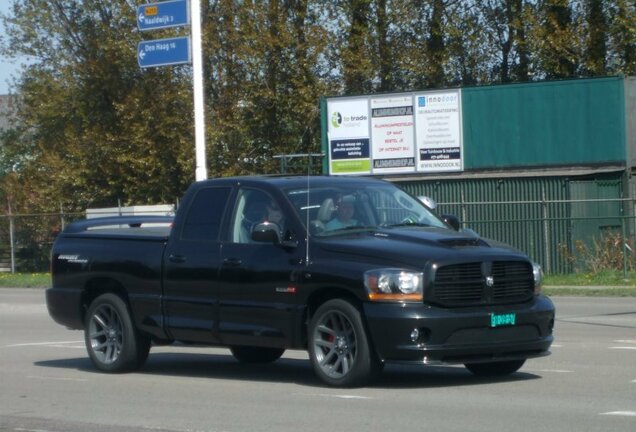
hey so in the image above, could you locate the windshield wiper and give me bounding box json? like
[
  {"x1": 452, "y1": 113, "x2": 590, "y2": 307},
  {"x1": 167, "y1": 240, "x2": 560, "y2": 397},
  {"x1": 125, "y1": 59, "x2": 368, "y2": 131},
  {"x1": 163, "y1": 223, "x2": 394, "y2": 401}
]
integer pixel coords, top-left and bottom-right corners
[
  {"x1": 321, "y1": 225, "x2": 377, "y2": 235},
  {"x1": 385, "y1": 222, "x2": 432, "y2": 228},
  {"x1": 336, "y1": 225, "x2": 377, "y2": 231}
]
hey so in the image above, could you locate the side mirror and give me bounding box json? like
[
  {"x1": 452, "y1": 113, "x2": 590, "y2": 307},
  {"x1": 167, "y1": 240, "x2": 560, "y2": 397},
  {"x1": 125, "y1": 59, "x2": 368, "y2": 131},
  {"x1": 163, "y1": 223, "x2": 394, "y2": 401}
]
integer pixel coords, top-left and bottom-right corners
[
  {"x1": 442, "y1": 214, "x2": 461, "y2": 231},
  {"x1": 251, "y1": 222, "x2": 281, "y2": 243}
]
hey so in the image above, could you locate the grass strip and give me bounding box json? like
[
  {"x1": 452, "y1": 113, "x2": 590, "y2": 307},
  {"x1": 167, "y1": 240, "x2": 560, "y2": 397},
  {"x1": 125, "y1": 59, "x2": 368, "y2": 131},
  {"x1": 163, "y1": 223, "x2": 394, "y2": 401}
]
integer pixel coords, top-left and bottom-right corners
[
  {"x1": 0, "y1": 273, "x2": 51, "y2": 288},
  {"x1": 544, "y1": 287, "x2": 636, "y2": 297}
]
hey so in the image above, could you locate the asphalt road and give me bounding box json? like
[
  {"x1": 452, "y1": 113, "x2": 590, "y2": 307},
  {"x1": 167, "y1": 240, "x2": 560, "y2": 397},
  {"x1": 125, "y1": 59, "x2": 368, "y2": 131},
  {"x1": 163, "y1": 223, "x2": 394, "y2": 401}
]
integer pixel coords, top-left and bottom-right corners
[{"x1": 1, "y1": 289, "x2": 634, "y2": 432}]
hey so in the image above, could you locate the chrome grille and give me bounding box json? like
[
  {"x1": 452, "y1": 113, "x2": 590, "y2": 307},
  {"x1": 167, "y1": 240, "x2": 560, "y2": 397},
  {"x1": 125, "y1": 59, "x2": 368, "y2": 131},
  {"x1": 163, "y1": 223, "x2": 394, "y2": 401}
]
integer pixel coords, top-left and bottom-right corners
[{"x1": 432, "y1": 261, "x2": 534, "y2": 307}]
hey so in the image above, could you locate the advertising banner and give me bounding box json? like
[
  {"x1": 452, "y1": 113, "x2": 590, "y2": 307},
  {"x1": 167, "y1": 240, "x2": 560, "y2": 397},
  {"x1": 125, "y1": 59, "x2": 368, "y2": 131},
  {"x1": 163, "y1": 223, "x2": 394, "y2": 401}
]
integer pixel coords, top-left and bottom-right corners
[
  {"x1": 370, "y1": 95, "x2": 415, "y2": 174},
  {"x1": 325, "y1": 89, "x2": 464, "y2": 176},
  {"x1": 415, "y1": 90, "x2": 463, "y2": 172},
  {"x1": 327, "y1": 99, "x2": 371, "y2": 175}
]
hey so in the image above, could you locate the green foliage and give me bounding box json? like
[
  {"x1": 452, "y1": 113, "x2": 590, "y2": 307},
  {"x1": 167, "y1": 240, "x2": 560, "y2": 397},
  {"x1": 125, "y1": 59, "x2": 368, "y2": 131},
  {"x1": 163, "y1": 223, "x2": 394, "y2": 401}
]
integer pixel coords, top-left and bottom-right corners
[
  {"x1": 0, "y1": 272, "x2": 51, "y2": 288},
  {"x1": 545, "y1": 270, "x2": 636, "y2": 286},
  {"x1": 558, "y1": 232, "x2": 635, "y2": 273},
  {"x1": 0, "y1": 0, "x2": 635, "y2": 215}
]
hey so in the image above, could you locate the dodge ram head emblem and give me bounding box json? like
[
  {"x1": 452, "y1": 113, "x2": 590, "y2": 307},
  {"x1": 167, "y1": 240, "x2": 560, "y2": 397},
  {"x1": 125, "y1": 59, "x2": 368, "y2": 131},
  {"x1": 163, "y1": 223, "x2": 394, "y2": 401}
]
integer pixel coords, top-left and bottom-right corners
[{"x1": 485, "y1": 276, "x2": 495, "y2": 287}]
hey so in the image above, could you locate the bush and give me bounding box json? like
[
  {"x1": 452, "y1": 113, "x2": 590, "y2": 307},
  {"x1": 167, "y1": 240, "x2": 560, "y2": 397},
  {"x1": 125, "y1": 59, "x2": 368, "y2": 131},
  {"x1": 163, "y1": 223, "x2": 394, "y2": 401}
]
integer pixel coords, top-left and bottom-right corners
[{"x1": 559, "y1": 232, "x2": 634, "y2": 273}]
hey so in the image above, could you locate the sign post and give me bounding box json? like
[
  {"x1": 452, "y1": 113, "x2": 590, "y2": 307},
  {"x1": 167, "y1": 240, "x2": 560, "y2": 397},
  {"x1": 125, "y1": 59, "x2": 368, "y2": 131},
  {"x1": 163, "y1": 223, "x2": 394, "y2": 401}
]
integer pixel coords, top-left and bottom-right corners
[
  {"x1": 137, "y1": 0, "x2": 208, "y2": 181},
  {"x1": 190, "y1": 0, "x2": 208, "y2": 181}
]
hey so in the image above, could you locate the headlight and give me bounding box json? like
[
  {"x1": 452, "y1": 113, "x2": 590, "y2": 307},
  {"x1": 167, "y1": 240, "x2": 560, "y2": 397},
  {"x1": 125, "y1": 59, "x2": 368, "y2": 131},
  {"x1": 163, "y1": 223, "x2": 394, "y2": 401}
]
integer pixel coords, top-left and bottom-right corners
[
  {"x1": 364, "y1": 269, "x2": 423, "y2": 302},
  {"x1": 532, "y1": 262, "x2": 543, "y2": 295}
]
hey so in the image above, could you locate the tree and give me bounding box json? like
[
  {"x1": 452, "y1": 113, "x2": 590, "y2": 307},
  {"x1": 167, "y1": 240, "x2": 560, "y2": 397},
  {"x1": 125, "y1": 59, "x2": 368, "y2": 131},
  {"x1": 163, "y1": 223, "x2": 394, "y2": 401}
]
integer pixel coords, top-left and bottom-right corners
[
  {"x1": 3, "y1": 0, "x2": 636, "y2": 220},
  {"x1": 532, "y1": 0, "x2": 580, "y2": 79},
  {"x1": 477, "y1": 0, "x2": 533, "y2": 83},
  {"x1": 427, "y1": 0, "x2": 447, "y2": 87},
  {"x1": 583, "y1": 0, "x2": 607, "y2": 76},
  {"x1": 342, "y1": 0, "x2": 375, "y2": 94},
  {"x1": 1, "y1": 0, "x2": 196, "y2": 212},
  {"x1": 203, "y1": 0, "x2": 330, "y2": 175},
  {"x1": 607, "y1": 0, "x2": 636, "y2": 74}
]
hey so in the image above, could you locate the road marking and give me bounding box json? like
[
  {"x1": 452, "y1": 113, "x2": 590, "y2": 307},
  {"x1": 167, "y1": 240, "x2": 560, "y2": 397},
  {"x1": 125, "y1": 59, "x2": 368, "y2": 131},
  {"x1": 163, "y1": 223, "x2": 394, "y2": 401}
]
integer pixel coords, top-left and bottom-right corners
[
  {"x1": 294, "y1": 393, "x2": 373, "y2": 400},
  {"x1": 27, "y1": 375, "x2": 88, "y2": 382},
  {"x1": 551, "y1": 344, "x2": 563, "y2": 348},
  {"x1": 14, "y1": 428, "x2": 57, "y2": 432},
  {"x1": 528, "y1": 369, "x2": 574, "y2": 373},
  {"x1": 49, "y1": 344, "x2": 85, "y2": 349},
  {"x1": 609, "y1": 346, "x2": 636, "y2": 350},
  {"x1": 4, "y1": 340, "x2": 83, "y2": 348},
  {"x1": 614, "y1": 340, "x2": 636, "y2": 344},
  {"x1": 600, "y1": 411, "x2": 636, "y2": 417}
]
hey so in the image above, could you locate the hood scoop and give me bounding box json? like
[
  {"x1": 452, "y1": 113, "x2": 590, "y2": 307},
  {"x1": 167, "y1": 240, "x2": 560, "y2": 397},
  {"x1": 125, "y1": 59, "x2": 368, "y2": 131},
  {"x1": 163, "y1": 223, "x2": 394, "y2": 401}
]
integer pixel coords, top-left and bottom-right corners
[{"x1": 438, "y1": 238, "x2": 490, "y2": 248}]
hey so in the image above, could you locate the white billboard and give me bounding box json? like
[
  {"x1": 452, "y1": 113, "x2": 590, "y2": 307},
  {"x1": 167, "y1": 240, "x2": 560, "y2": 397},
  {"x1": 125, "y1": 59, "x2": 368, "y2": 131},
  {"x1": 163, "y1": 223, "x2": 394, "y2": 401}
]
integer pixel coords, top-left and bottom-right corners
[
  {"x1": 326, "y1": 89, "x2": 463, "y2": 176},
  {"x1": 370, "y1": 95, "x2": 415, "y2": 174},
  {"x1": 327, "y1": 98, "x2": 371, "y2": 175},
  {"x1": 415, "y1": 90, "x2": 463, "y2": 172}
]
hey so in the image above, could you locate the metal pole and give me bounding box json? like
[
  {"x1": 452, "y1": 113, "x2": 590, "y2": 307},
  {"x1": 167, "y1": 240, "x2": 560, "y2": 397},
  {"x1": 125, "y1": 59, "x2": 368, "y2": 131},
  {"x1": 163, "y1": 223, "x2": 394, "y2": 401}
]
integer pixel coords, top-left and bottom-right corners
[
  {"x1": 622, "y1": 216, "x2": 628, "y2": 279},
  {"x1": 542, "y1": 186, "x2": 551, "y2": 274},
  {"x1": 8, "y1": 199, "x2": 15, "y2": 274},
  {"x1": 191, "y1": 0, "x2": 208, "y2": 181},
  {"x1": 60, "y1": 203, "x2": 66, "y2": 231}
]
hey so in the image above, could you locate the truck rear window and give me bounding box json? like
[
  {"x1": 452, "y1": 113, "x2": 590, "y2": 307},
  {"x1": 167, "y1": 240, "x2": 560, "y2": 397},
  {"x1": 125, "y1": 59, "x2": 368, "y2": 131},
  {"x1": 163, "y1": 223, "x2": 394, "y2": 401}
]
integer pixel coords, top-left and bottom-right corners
[{"x1": 181, "y1": 187, "x2": 231, "y2": 241}]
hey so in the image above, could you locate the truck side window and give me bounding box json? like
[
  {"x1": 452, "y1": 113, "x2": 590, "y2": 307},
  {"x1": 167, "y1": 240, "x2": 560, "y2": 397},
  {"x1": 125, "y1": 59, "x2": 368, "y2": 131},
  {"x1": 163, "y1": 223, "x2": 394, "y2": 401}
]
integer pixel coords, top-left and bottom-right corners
[
  {"x1": 231, "y1": 189, "x2": 283, "y2": 243},
  {"x1": 181, "y1": 187, "x2": 231, "y2": 241}
]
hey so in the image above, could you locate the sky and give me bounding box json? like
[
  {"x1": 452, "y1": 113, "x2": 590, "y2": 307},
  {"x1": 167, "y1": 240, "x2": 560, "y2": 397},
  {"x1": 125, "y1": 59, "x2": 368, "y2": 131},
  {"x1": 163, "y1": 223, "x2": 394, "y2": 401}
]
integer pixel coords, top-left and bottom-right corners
[{"x1": 0, "y1": 0, "x2": 27, "y2": 95}]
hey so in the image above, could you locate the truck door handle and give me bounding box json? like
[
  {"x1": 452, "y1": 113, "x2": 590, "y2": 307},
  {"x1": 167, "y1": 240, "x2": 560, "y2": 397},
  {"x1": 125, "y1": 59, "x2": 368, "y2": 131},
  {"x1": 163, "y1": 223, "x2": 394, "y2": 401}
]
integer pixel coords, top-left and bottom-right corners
[
  {"x1": 223, "y1": 258, "x2": 242, "y2": 267},
  {"x1": 169, "y1": 254, "x2": 187, "y2": 263}
]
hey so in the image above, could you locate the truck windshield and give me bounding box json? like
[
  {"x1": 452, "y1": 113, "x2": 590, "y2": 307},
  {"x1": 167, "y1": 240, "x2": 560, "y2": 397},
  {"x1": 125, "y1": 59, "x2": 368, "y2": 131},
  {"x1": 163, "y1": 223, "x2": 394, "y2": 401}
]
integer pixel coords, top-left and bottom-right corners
[{"x1": 284, "y1": 182, "x2": 448, "y2": 236}]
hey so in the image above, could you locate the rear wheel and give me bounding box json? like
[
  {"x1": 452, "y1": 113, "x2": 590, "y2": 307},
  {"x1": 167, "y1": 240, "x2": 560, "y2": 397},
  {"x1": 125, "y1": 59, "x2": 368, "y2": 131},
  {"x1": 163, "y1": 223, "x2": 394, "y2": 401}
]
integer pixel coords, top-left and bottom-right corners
[
  {"x1": 464, "y1": 359, "x2": 526, "y2": 377},
  {"x1": 84, "y1": 293, "x2": 150, "y2": 372},
  {"x1": 230, "y1": 346, "x2": 285, "y2": 363},
  {"x1": 308, "y1": 299, "x2": 382, "y2": 387}
]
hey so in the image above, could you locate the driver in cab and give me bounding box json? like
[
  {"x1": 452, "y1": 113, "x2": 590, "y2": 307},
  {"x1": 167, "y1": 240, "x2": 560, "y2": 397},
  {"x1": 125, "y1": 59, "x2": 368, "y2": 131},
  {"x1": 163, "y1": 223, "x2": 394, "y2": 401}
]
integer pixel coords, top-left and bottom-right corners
[{"x1": 326, "y1": 195, "x2": 358, "y2": 230}]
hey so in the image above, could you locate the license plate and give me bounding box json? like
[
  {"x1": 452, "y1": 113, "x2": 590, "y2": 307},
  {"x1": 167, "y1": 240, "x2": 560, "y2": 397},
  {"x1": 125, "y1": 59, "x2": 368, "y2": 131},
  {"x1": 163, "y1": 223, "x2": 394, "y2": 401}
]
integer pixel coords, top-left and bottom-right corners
[{"x1": 490, "y1": 312, "x2": 516, "y2": 327}]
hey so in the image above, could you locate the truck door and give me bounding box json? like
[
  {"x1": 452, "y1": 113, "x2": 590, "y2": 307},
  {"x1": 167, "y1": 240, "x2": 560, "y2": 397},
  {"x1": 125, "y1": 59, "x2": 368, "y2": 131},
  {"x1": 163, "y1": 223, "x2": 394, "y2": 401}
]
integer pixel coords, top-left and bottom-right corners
[
  {"x1": 218, "y1": 187, "x2": 305, "y2": 348},
  {"x1": 163, "y1": 186, "x2": 232, "y2": 343}
]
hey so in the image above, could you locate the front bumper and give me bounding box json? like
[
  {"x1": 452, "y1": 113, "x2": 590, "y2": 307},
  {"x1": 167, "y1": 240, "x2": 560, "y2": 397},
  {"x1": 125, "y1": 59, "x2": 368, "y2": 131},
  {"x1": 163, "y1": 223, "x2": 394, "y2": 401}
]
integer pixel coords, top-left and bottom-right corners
[{"x1": 364, "y1": 295, "x2": 555, "y2": 364}]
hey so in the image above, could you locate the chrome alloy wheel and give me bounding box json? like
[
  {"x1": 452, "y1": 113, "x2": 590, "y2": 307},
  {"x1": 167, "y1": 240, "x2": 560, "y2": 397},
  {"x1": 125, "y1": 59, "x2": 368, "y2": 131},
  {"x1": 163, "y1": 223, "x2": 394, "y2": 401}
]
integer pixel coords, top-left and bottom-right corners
[
  {"x1": 312, "y1": 310, "x2": 358, "y2": 379},
  {"x1": 88, "y1": 304, "x2": 124, "y2": 365}
]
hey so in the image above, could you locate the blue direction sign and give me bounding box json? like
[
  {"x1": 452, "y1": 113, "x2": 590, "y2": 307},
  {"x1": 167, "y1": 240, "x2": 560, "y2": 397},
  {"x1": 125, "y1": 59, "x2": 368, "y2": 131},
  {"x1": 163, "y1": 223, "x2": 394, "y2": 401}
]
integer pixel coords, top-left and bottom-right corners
[
  {"x1": 137, "y1": 0, "x2": 189, "y2": 31},
  {"x1": 138, "y1": 37, "x2": 191, "y2": 68}
]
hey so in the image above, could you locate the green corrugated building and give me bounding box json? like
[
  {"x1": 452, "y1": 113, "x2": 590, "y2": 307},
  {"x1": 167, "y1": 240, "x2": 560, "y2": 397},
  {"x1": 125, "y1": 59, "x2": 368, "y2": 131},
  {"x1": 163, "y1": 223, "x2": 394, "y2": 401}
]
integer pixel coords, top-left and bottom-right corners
[{"x1": 321, "y1": 76, "x2": 636, "y2": 273}]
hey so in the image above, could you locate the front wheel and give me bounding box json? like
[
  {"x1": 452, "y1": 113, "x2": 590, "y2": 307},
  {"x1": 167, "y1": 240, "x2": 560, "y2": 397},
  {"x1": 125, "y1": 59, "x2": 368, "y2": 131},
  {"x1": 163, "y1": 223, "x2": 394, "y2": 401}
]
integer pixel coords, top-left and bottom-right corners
[
  {"x1": 464, "y1": 359, "x2": 526, "y2": 377},
  {"x1": 308, "y1": 299, "x2": 382, "y2": 387},
  {"x1": 84, "y1": 293, "x2": 150, "y2": 373}
]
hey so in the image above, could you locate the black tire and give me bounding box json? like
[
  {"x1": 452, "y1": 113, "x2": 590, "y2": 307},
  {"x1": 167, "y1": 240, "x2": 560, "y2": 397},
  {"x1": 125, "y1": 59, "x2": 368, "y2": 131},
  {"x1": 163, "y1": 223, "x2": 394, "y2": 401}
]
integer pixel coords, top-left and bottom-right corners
[
  {"x1": 84, "y1": 293, "x2": 151, "y2": 373},
  {"x1": 464, "y1": 359, "x2": 526, "y2": 377},
  {"x1": 230, "y1": 346, "x2": 285, "y2": 363},
  {"x1": 308, "y1": 299, "x2": 383, "y2": 387}
]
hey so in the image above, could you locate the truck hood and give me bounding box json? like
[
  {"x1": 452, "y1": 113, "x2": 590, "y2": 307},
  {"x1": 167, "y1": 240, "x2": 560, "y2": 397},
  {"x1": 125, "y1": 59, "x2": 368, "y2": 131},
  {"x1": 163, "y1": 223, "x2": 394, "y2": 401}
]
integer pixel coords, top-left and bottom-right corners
[{"x1": 315, "y1": 227, "x2": 529, "y2": 268}]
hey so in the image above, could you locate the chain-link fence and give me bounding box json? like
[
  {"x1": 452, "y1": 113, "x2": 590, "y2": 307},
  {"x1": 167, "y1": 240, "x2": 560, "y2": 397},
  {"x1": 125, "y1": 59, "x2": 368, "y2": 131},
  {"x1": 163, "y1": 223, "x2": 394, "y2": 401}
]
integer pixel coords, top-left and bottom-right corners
[
  {"x1": 0, "y1": 205, "x2": 175, "y2": 273},
  {"x1": 1, "y1": 197, "x2": 634, "y2": 275},
  {"x1": 433, "y1": 198, "x2": 635, "y2": 276},
  {"x1": 0, "y1": 211, "x2": 84, "y2": 273}
]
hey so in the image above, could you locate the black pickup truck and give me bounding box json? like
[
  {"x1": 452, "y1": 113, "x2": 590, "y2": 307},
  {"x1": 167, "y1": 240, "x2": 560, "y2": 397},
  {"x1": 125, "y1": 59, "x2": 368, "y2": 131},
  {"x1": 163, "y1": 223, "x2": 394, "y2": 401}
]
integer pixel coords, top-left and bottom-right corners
[{"x1": 47, "y1": 175, "x2": 554, "y2": 387}]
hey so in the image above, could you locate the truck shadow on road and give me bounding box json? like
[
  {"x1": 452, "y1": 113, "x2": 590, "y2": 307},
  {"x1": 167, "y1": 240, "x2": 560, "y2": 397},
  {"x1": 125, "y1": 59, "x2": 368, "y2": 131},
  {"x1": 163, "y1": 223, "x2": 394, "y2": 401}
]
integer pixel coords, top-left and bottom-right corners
[{"x1": 35, "y1": 351, "x2": 541, "y2": 389}]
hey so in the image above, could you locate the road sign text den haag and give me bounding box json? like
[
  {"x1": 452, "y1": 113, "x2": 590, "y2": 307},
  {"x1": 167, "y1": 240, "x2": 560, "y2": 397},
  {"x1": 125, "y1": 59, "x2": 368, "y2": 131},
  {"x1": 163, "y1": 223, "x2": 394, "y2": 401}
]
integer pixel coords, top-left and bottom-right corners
[{"x1": 138, "y1": 37, "x2": 191, "y2": 68}]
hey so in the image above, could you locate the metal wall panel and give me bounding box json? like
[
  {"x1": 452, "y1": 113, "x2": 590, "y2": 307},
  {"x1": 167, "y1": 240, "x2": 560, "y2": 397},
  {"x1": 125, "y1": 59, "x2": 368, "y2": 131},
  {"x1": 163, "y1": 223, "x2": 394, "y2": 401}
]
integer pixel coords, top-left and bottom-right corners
[
  {"x1": 397, "y1": 173, "x2": 624, "y2": 274},
  {"x1": 626, "y1": 77, "x2": 636, "y2": 168},
  {"x1": 462, "y1": 77, "x2": 626, "y2": 169}
]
